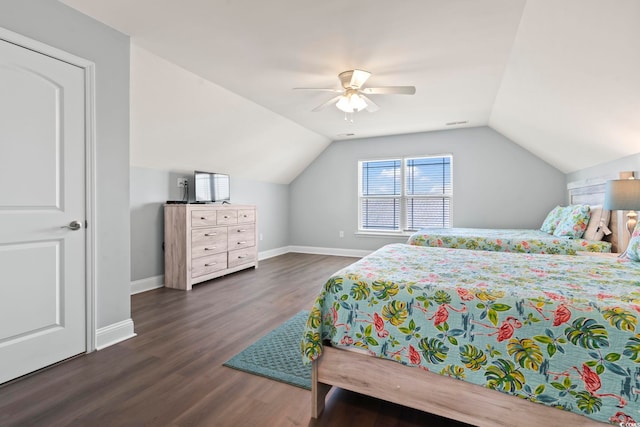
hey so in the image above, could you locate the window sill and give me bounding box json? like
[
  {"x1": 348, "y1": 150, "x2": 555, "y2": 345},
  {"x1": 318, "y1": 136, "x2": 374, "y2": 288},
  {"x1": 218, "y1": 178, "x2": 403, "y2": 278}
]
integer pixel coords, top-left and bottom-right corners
[{"x1": 354, "y1": 231, "x2": 414, "y2": 238}]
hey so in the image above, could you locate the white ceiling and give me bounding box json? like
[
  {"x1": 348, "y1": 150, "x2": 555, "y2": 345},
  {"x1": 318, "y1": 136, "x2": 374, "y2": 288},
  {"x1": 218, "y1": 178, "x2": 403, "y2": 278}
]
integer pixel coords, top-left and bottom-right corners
[{"x1": 60, "y1": 0, "x2": 640, "y2": 174}]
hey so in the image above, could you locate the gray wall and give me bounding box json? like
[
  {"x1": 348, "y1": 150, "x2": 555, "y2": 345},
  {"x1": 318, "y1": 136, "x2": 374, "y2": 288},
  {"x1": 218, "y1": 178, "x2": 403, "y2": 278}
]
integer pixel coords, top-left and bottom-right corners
[
  {"x1": 0, "y1": 0, "x2": 131, "y2": 328},
  {"x1": 130, "y1": 167, "x2": 289, "y2": 282},
  {"x1": 567, "y1": 152, "x2": 640, "y2": 183},
  {"x1": 290, "y1": 126, "x2": 566, "y2": 250}
]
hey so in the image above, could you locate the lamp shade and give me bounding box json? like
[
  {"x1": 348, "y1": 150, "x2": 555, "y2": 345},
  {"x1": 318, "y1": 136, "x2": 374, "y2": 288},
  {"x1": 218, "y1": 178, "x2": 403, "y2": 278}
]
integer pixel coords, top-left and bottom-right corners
[
  {"x1": 335, "y1": 95, "x2": 353, "y2": 113},
  {"x1": 604, "y1": 179, "x2": 640, "y2": 211}
]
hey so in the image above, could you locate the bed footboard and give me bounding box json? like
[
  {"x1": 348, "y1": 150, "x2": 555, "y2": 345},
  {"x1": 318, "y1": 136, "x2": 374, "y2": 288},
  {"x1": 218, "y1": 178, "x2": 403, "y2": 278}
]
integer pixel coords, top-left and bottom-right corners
[{"x1": 311, "y1": 346, "x2": 607, "y2": 426}]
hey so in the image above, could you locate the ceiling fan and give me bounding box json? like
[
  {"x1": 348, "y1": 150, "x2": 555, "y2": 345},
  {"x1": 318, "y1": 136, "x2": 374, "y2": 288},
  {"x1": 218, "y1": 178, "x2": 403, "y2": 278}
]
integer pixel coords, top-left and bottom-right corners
[{"x1": 294, "y1": 69, "x2": 416, "y2": 115}]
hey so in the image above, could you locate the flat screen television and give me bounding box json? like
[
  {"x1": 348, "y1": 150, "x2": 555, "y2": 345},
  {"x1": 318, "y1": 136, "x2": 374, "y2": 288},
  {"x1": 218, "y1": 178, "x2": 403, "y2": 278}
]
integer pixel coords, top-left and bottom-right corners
[{"x1": 194, "y1": 171, "x2": 230, "y2": 203}]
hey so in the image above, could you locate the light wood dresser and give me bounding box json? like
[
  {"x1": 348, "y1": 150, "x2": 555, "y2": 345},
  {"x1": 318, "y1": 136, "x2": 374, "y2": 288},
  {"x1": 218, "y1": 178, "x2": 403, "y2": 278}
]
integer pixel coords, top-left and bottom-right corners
[{"x1": 164, "y1": 204, "x2": 257, "y2": 290}]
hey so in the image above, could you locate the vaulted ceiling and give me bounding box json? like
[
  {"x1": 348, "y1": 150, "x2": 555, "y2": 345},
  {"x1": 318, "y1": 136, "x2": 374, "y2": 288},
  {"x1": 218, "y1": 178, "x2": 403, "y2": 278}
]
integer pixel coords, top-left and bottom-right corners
[{"x1": 60, "y1": 0, "x2": 640, "y2": 176}]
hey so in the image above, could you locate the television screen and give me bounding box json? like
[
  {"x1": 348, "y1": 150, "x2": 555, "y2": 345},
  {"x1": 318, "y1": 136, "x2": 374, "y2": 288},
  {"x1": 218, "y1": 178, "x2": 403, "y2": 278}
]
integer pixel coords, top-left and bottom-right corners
[{"x1": 194, "y1": 171, "x2": 230, "y2": 202}]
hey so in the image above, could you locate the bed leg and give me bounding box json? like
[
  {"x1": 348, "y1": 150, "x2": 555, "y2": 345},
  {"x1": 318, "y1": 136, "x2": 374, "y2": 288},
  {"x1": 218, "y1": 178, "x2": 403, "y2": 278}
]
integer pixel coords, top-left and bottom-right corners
[{"x1": 311, "y1": 359, "x2": 331, "y2": 418}]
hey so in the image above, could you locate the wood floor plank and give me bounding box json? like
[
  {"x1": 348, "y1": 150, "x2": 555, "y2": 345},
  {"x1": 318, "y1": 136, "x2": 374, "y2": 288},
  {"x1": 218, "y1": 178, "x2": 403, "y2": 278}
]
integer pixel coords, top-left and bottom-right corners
[{"x1": 0, "y1": 253, "x2": 471, "y2": 427}]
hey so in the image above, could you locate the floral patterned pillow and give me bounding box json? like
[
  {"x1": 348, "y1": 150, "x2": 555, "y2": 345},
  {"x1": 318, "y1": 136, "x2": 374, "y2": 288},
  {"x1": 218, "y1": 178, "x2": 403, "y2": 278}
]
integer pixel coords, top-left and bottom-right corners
[
  {"x1": 553, "y1": 205, "x2": 591, "y2": 239},
  {"x1": 540, "y1": 205, "x2": 565, "y2": 234},
  {"x1": 625, "y1": 235, "x2": 640, "y2": 261}
]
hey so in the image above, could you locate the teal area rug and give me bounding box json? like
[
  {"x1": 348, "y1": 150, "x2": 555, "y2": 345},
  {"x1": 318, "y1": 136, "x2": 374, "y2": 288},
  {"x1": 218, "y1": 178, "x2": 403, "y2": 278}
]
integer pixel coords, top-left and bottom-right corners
[{"x1": 223, "y1": 310, "x2": 311, "y2": 390}]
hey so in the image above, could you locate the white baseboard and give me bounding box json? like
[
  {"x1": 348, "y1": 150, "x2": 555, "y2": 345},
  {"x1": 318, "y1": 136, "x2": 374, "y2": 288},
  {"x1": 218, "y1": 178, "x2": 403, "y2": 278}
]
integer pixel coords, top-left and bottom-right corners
[
  {"x1": 96, "y1": 319, "x2": 136, "y2": 350},
  {"x1": 131, "y1": 275, "x2": 164, "y2": 295},
  {"x1": 258, "y1": 246, "x2": 291, "y2": 260},
  {"x1": 289, "y1": 245, "x2": 371, "y2": 258}
]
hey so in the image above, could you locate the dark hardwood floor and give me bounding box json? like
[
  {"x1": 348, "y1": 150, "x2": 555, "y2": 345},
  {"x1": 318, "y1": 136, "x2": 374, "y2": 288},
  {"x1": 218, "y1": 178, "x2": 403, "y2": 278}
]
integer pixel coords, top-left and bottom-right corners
[{"x1": 0, "y1": 253, "x2": 471, "y2": 427}]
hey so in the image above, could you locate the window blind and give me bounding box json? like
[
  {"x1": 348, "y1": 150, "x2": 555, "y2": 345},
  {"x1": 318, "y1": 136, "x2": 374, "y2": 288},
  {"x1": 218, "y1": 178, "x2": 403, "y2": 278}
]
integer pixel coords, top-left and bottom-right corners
[{"x1": 359, "y1": 155, "x2": 452, "y2": 231}]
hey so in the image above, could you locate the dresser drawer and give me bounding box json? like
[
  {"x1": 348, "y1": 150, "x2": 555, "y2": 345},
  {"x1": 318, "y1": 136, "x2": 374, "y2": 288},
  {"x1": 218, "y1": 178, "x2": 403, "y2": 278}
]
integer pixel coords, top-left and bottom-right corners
[
  {"x1": 228, "y1": 248, "x2": 256, "y2": 268},
  {"x1": 191, "y1": 210, "x2": 217, "y2": 227},
  {"x1": 191, "y1": 253, "x2": 227, "y2": 278},
  {"x1": 191, "y1": 226, "x2": 228, "y2": 258},
  {"x1": 217, "y1": 209, "x2": 237, "y2": 225},
  {"x1": 228, "y1": 225, "x2": 255, "y2": 249},
  {"x1": 238, "y1": 209, "x2": 255, "y2": 224}
]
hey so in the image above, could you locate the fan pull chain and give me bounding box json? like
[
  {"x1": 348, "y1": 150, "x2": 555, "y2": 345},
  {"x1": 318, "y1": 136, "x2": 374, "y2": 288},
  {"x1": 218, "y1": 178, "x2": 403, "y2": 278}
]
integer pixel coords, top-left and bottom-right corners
[{"x1": 344, "y1": 112, "x2": 354, "y2": 123}]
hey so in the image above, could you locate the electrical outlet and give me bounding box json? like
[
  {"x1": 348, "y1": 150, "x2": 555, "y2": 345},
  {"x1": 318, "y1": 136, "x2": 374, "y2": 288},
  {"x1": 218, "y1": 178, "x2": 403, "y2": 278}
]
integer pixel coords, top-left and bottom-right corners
[
  {"x1": 177, "y1": 178, "x2": 188, "y2": 188},
  {"x1": 339, "y1": 230, "x2": 344, "y2": 238},
  {"x1": 259, "y1": 233, "x2": 264, "y2": 241}
]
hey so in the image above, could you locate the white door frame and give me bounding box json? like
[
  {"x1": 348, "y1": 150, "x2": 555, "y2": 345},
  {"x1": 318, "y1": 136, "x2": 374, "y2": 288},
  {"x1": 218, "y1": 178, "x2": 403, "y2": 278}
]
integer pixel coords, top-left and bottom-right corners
[{"x1": 0, "y1": 27, "x2": 97, "y2": 352}]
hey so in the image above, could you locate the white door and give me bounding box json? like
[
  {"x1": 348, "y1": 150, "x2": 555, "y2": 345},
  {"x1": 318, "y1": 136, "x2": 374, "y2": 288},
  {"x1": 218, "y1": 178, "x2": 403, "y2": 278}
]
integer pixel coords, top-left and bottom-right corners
[{"x1": 0, "y1": 38, "x2": 86, "y2": 384}]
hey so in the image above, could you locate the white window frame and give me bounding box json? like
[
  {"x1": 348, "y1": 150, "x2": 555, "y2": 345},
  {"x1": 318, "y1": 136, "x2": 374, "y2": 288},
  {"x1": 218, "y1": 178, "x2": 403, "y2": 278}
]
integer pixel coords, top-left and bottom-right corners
[{"x1": 357, "y1": 154, "x2": 453, "y2": 235}]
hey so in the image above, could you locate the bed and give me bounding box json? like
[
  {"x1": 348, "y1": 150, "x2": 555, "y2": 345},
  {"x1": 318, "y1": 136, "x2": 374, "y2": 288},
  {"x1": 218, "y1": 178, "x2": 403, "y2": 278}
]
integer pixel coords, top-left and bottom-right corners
[
  {"x1": 302, "y1": 243, "x2": 640, "y2": 426},
  {"x1": 407, "y1": 227, "x2": 612, "y2": 254},
  {"x1": 406, "y1": 181, "x2": 621, "y2": 256}
]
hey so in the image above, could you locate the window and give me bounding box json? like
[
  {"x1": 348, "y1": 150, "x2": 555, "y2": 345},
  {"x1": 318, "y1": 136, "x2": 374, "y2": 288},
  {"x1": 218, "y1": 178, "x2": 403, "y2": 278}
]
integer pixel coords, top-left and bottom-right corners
[{"x1": 358, "y1": 155, "x2": 452, "y2": 232}]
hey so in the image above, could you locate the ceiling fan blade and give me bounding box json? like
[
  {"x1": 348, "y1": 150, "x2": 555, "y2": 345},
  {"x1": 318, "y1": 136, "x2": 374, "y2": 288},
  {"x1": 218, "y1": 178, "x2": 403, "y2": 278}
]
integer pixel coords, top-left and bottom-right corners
[
  {"x1": 349, "y1": 69, "x2": 371, "y2": 89},
  {"x1": 293, "y1": 87, "x2": 342, "y2": 93},
  {"x1": 360, "y1": 94, "x2": 379, "y2": 112},
  {"x1": 362, "y1": 86, "x2": 416, "y2": 95},
  {"x1": 312, "y1": 95, "x2": 342, "y2": 112}
]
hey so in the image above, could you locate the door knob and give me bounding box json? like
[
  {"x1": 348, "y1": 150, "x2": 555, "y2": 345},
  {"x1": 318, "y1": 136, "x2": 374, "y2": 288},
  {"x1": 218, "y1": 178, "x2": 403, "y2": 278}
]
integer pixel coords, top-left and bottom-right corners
[{"x1": 61, "y1": 220, "x2": 83, "y2": 231}]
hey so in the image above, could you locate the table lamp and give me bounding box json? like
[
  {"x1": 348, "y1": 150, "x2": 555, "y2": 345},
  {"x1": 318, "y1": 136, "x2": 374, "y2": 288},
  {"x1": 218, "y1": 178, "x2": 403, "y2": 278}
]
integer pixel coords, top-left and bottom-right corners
[{"x1": 604, "y1": 178, "x2": 640, "y2": 237}]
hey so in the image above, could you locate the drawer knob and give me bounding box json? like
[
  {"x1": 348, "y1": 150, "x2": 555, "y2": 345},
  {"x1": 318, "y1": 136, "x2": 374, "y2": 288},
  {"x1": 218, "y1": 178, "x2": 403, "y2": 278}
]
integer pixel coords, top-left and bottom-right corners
[
  {"x1": 204, "y1": 247, "x2": 216, "y2": 250},
  {"x1": 200, "y1": 217, "x2": 207, "y2": 220},
  {"x1": 237, "y1": 229, "x2": 246, "y2": 233},
  {"x1": 205, "y1": 262, "x2": 217, "y2": 267},
  {"x1": 204, "y1": 233, "x2": 217, "y2": 236},
  {"x1": 223, "y1": 215, "x2": 229, "y2": 219},
  {"x1": 237, "y1": 241, "x2": 246, "y2": 245},
  {"x1": 238, "y1": 255, "x2": 247, "y2": 259}
]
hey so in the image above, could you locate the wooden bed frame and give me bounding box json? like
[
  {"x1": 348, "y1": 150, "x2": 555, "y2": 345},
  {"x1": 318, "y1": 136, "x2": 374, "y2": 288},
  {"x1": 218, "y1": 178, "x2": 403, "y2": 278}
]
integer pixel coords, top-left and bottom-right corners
[
  {"x1": 312, "y1": 346, "x2": 606, "y2": 426},
  {"x1": 310, "y1": 179, "x2": 625, "y2": 426}
]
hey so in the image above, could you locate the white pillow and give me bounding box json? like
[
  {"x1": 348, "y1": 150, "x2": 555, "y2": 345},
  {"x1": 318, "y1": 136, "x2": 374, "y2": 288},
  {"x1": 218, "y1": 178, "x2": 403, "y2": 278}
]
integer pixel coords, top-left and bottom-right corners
[{"x1": 583, "y1": 205, "x2": 611, "y2": 241}]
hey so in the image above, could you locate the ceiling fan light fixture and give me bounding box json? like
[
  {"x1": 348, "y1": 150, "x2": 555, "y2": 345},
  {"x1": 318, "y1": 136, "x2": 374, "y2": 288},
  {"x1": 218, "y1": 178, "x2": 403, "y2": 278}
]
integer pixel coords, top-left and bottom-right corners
[
  {"x1": 335, "y1": 91, "x2": 367, "y2": 113},
  {"x1": 298, "y1": 69, "x2": 415, "y2": 115},
  {"x1": 349, "y1": 93, "x2": 367, "y2": 112},
  {"x1": 335, "y1": 95, "x2": 354, "y2": 113}
]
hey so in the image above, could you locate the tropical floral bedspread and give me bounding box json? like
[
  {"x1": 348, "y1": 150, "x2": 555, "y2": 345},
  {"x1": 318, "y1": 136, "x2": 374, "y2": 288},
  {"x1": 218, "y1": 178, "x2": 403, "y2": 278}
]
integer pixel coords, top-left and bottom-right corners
[
  {"x1": 407, "y1": 227, "x2": 611, "y2": 254},
  {"x1": 301, "y1": 243, "x2": 640, "y2": 425}
]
